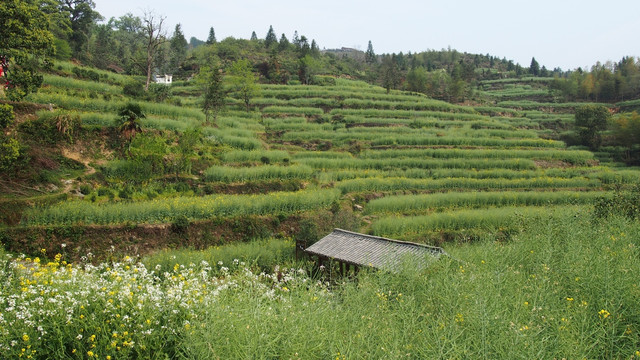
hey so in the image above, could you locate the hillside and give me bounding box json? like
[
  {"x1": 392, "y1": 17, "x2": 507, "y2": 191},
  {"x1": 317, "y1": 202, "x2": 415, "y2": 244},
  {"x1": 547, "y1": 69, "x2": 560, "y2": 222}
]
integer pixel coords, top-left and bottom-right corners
[{"x1": 1, "y1": 61, "x2": 639, "y2": 259}]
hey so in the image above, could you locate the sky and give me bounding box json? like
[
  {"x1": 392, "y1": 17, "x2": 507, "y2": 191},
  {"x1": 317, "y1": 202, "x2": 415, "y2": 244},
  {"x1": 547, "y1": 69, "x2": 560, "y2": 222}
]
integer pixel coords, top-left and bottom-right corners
[{"x1": 94, "y1": 0, "x2": 640, "y2": 71}]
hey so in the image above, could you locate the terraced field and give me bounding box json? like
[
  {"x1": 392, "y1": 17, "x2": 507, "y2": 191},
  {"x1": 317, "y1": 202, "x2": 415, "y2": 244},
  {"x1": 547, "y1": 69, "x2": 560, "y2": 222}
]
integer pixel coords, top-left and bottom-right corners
[{"x1": 19, "y1": 70, "x2": 640, "y2": 245}]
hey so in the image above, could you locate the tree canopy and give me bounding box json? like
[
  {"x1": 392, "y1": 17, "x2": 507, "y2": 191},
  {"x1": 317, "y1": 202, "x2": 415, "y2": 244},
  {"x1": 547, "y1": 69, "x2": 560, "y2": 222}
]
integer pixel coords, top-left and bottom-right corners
[{"x1": 0, "y1": 0, "x2": 55, "y2": 100}]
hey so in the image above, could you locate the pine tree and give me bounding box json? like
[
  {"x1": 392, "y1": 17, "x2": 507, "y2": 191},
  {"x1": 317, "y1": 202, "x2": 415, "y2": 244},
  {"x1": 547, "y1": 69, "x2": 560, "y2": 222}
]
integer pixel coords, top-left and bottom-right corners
[
  {"x1": 530, "y1": 57, "x2": 540, "y2": 76},
  {"x1": 278, "y1": 33, "x2": 289, "y2": 52},
  {"x1": 201, "y1": 64, "x2": 225, "y2": 123},
  {"x1": 265, "y1": 25, "x2": 277, "y2": 48},
  {"x1": 169, "y1": 24, "x2": 188, "y2": 74},
  {"x1": 250, "y1": 31, "x2": 258, "y2": 41},
  {"x1": 310, "y1": 39, "x2": 320, "y2": 57},
  {"x1": 206, "y1": 27, "x2": 216, "y2": 44},
  {"x1": 365, "y1": 40, "x2": 376, "y2": 64},
  {"x1": 293, "y1": 31, "x2": 300, "y2": 47}
]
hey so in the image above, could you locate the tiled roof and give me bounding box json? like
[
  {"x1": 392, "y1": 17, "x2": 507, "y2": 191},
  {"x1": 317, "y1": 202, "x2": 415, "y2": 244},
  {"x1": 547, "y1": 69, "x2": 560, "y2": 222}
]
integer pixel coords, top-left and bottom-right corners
[{"x1": 305, "y1": 229, "x2": 444, "y2": 270}]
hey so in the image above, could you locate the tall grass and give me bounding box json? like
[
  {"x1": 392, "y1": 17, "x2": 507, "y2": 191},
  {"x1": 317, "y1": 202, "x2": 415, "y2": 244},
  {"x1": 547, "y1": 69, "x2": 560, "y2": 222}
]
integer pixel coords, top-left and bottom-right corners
[
  {"x1": 43, "y1": 74, "x2": 123, "y2": 95},
  {"x1": 2, "y1": 214, "x2": 640, "y2": 358}
]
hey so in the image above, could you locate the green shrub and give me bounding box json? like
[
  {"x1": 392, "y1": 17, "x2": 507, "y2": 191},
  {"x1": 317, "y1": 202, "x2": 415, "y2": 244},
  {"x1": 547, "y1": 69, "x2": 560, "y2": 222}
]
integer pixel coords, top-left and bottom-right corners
[
  {"x1": 0, "y1": 104, "x2": 15, "y2": 128},
  {"x1": 123, "y1": 81, "x2": 145, "y2": 98},
  {"x1": 594, "y1": 184, "x2": 640, "y2": 220},
  {"x1": 0, "y1": 135, "x2": 21, "y2": 171},
  {"x1": 171, "y1": 215, "x2": 190, "y2": 234},
  {"x1": 78, "y1": 184, "x2": 92, "y2": 195}
]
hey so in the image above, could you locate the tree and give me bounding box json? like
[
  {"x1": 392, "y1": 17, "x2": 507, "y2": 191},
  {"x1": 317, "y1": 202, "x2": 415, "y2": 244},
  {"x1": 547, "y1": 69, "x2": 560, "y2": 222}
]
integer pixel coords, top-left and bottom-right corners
[
  {"x1": 278, "y1": 33, "x2": 290, "y2": 52},
  {"x1": 57, "y1": 0, "x2": 102, "y2": 60},
  {"x1": 381, "y1": 55, "x2": 400, "y2": 93},
  {"x1": 298, "y1": 55, "x2": 319, "y2": 85},
  {"x1": 574, "y1": 104, "x2": 610, "y2": 149},
  {"x1": 0, "y1": 0, "x2": 55, "y2": 100},
  {"x1": 406, "y1": 66, "x2": 427, "y2": 93},
  {"x1": 250, "y1": 31, "x2": 258, "y2": 41},
  {"x1": 310, "y1": 40, "x2": 320, "y2": 58},
  {"x1": 109, "y1": 13, "x2": 144, "y2": 74},
  {"x1": 265, "y1": 25, "x2": 277, "y2": 48},
  {"x1": 199, "y1": 64, "x2": 226, "y2": 123},
  {"x1": 229, "y1": 59, "x2": 260, "y2": 112},
  {"x1": 168, "y1": 24, "x2": 188, "y2": 74},
  {"x1": 90, "y1": 23, "x2": 116, "y2": 69},
  {"x1": 529, "y1": 57, "x2": 540, "y2": 76},
  {"x1": 206, "y1": 27, "x2": 217, "y2": 45},
  {"x1": 609, "y1": 111, "x2": 640, "y2": 164},
  {"x1": 140, "y1": 11, "x2": 167, "y2": 91},
  {"x1": 365, "y1": 40, "x2": 376, "y2": 64}
]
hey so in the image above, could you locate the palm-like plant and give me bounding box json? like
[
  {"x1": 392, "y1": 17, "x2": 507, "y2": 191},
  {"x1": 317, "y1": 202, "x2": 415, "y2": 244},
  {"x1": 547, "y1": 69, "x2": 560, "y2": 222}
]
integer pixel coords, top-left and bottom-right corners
[{"x1": 116, "y1": 102, "x2": 145, "y2": 140}]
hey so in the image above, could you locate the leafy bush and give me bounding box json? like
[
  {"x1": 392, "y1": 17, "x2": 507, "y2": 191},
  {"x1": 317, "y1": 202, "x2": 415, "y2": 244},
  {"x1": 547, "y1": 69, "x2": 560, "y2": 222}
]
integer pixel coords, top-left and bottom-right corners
[
  {"x1": 122, "y1": 81, "x2": 145, "y2": 98},
  {"x1": 594, "y1": 184, "x2": 640, "y2": 220},
  {"x1": 0, "y1": 104, "x2": 15, "y2": 128},
  {"x1": 148, "y1": 83, "x2": 170, "y2": 102},
  {"x1": 0, "y1": 135, "x2": 21, "y2": 171},
  {"x1": 171, "y1": 215, "x2": 190, "y2": 234},
  {"x1": 78, "y1": 184, "x2": 92, "y2": 195}
]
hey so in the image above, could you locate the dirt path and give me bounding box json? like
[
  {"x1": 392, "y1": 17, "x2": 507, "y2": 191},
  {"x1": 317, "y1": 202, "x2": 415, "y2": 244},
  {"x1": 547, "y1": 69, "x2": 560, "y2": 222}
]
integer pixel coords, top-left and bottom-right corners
[{"x1": 61, "y1": 149, "x2": 98, "y2": 194}]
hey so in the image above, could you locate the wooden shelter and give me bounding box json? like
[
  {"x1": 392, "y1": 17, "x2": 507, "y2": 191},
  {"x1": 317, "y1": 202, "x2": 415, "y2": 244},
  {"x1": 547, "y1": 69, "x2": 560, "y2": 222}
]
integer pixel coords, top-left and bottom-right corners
[{"x1": 305, "y1": 229, "x2": 445, "y2": 273}]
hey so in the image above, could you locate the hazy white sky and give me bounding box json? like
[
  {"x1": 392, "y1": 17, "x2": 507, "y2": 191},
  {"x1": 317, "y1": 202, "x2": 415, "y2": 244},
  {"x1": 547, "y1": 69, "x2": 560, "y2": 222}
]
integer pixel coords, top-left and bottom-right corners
[{"x1": 95, "y1": 0, "x2": 640, "y2": 71}]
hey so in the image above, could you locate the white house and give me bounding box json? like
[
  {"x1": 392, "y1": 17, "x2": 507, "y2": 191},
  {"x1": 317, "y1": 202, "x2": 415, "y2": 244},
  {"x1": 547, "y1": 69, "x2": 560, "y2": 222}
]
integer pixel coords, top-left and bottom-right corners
[{"x1": 155, "y1": 74, "x2": 173, "y2": 85}]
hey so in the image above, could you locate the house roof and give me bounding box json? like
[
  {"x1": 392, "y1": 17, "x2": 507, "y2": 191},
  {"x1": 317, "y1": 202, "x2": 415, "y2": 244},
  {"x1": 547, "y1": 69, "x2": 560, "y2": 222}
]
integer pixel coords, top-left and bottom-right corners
[{"x1": 305, "y1": 229, "x2": 444, "y2": 271}]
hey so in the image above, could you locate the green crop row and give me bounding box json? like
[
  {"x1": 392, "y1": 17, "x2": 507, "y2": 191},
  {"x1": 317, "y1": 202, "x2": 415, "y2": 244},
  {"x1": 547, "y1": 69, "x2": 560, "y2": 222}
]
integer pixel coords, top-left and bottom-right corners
[
  {"x1": 76, "y1": 111, "x2": 201, "y2": 131},
  {"x1": 371, "y1": 135, "x2": 565, "y2": 148},
  {"x1": 330, "y1": 109, "x2": 488, "y2": 121},
  {"x1": 43, "y1": 74, "x2": 123, "y2": 95},
  {"x1": 203, "y1": 165, "x2": 313, "y2": 182},
  {"x1": 261, "y1": 106, "x2": 324, "y2": 116},
  {"x1": 22, "y1": 189, "x2": 341, "y2": 226},
  {"x1": 371, "y1": 205, "x2": 581, "y2": 237},
  {"x1": 359, "y1": 148, "x2": 594, "y2": 164},
  {"x1": 298, "y1": 158, "x2": 537, "y2": 171},
  {"x1": 366, "y1": 190, "x2": 608, "y2": 214},
  {"x1": 335, "y1": 177, "x2": 601, "y2": 194},
  {"x1": 27, "y1": 92, "x2": 205, "y2": 121},
  {"x1": 221, "y1": 150, "x2": 291, "y2": 163}
]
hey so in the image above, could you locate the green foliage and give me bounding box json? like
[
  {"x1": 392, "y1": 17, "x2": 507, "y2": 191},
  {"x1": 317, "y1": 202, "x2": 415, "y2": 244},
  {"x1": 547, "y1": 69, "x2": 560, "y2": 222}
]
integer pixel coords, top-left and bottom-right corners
[
  {"x1": 19, "y1": 110, "x2": 82, "y2": 144},
  {"x1": 116, "y1": 102, "x2": 145, "y2": 140},
  {"x1": 23, "y1": 189, "x2": 341, "y2": 226},
  {"x1": 147, "y1": 83, "x2": 170, "y2": 102},
  {"x1": 594, "y1": 184, "x2": 640, "y2": 220},
  {"x1": 0, "y1": 0, "x2": 55, "y2": 100},
  {"x1": 367, "y1": 191, "x2": 607, "y2": 215},
  {"x1": 574, "y1": 104, "x2": 611, "y2": 149},
  {"x1": 199, "y1": 64, "x2": 226, "y2": 122},
  {"x1": 608, "y1": 111, "x2": 640, "y2": 164},
  {"x1": 0, "y1": 104, "x2": 15, "y2": 128},
  {"x1": 3, "y1": 215, "x2": 640, "y2": 358},
  {"x1": 168, "y1": 24, "x2": 188, "y2": 74},
  {"x1": 228, "y1": 59, "x2": 260, "y2": 112},
  {"x1": 122, "y1": 80, "x2": 145, "y2": 98},
  {"x1": 170, "y1": 214, "x2": 190, "y2": 234},
  {"x1": 0, "y1": 135, "x2": 21, "y2": 171}
]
